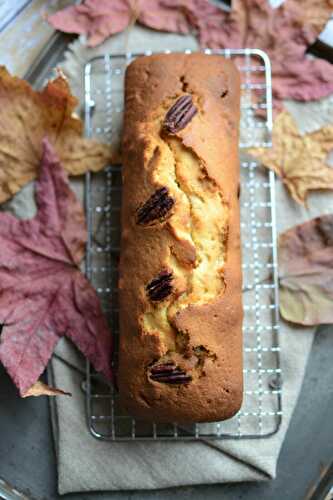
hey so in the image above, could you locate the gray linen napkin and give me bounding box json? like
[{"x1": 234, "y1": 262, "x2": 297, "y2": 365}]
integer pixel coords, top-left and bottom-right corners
[{"x1": 43, "y1": 26, "x2": 333, "y2": 494}]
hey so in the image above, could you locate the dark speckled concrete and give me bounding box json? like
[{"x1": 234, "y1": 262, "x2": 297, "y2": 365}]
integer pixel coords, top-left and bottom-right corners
[{"x1": 0, "y1": 326, "x2": 332, "y2": 500}]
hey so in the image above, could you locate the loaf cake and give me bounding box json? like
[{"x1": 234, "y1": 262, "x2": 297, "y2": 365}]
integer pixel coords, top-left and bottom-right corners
[{"x1": 118, "y1": 53, "x2": 243, "y2": 423}]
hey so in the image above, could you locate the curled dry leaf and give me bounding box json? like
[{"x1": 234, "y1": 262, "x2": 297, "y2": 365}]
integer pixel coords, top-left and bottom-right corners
[
  {"x1": 47, "y1": 0, "x2": 333, "y2": 110},
  {"x1": 0, "y1": 66, "x2": 115, "y2": 203},
  {"x1": 249, "y1": 111, "x2": 333, "y2": 205},
  {"x1": 279, "y1": 214, "x2": 333, "y2": 326},
  {"x1": 0, "y1": 138, "x2": 112, "y2": 396},
  {"x1": 22, "y1": 381, "x2": 71, "y2": 398}
]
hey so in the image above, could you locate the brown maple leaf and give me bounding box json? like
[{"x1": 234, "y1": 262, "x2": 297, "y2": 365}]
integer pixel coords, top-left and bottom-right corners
[
  {"x1": 279, "y1": 214, "x2": 333, "y2": 325},
  {"x1": 0, "y1": 138, "x2": 112, "y2": 396},
  {"x1": 48, "y1": 0, "x2": 333, "y2": 111},
  {"x1": 0, "y1": 66, "x2": 114, "y2": 203},
  {"x1": 23, "y1": 381, "x2": 71, "y2": 398},
  {"x1": 249, "y1": 111, "x2": 333, "y2": 205}
]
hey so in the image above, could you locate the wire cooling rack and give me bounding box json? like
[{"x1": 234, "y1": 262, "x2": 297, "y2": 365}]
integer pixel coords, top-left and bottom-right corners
[{"x1": 84, "y1": 49, "x2": 282, "y2": 441}]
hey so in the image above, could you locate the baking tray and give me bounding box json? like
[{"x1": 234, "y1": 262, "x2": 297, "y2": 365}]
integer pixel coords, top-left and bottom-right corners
[{"x1": 84, "y1": 48, "x2": 282, "y2": 441}]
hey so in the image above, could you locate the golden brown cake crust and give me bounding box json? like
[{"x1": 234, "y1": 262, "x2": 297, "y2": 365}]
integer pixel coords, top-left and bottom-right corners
[{"x1": 118, "y1": 53, "x2": 243, "y2": 423}]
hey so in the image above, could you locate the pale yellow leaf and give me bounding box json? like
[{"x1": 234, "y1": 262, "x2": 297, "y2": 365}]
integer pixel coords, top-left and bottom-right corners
[
  {"x1": 0, "y1": 66, "x2": 118, "y2": 203},
  {"x1": 249, "y1": 111, "x2": 333, "y2": 205}
]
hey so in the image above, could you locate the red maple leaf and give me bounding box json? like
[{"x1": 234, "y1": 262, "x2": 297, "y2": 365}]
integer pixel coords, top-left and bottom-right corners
[
  {"x1": 48, "y1": 0, "x2": 333, "y2": 111},
  {"x1": 0, "y1": 138, "x2": 112, "y2": 396},
  {"x1": 161, "y1": 0, "x2": 333, "y2": 110},
  {"x1": 47, "y1": 0, "x2": 189, "y2": 47}
]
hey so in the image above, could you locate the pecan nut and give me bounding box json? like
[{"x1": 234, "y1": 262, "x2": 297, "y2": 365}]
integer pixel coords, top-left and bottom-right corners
[
  {"x1": 150, "y1": 361, "x2": 192, "y2": 385},
  {"x1": 163, "y1": 94, "x2": 197, "y2": 134},
  {"x1": 136, "y1": 187, "x2": 174, "y2": 225},
  {"x1": 146, "y1": 270, "x2": 173, "y2": 302}
]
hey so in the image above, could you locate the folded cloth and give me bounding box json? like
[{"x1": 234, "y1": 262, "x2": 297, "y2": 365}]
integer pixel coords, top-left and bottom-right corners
[{"x1": 45, "y1": 26, "x2": 333, "y2": 494}]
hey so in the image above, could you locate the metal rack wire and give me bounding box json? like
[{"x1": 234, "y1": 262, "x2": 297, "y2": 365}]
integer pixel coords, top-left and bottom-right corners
[{"x1": 84, "y1": 49, "x2": 282, "y2": 441}]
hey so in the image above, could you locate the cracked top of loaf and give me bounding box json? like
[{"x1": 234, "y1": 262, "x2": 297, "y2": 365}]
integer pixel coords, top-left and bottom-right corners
[{"x1": 118, "y1": 53, "x2": 243, "y2": 423}]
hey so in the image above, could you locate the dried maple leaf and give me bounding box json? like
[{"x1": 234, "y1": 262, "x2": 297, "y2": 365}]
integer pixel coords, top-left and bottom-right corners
[
  {"x1": 249, "y1": 111, "x2": 333, "y2": 205},
  {"x1": 279, "y1": 214, "x2": 333, "y2": 325},
  {"x1": 49, "y1": 0, "x2": 333, "y2": 110},
  {"x1": 47, "y1": 0, "x2": 189, "y2": 47},
  {"x1": 0, "y1": 138, "x2": 112, "y2": 397},
  {"x1": 0, "y1": 66, "x2": 114, "y2": 203},
  {"x1": 22, "y1": 381, "x2": 71, "y2": 398},
  {"x1": 162, "y1": 0, "x2": 333, "y2": 110},
  {"x1": 47, "y1": 0, "x2": 133, "y2": 47}
]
